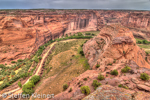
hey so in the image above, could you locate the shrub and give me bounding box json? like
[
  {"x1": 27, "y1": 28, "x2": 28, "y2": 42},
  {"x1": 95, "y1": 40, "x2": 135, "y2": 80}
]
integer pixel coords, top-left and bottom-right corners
[
  {"x1": 140, "y1": 73, "x2": 150, "y2": 81},
  {"x1": 121, "y1": 65, "x2": 131, "y2": 73},
  {"x1": 146, "y1": 51, "x2": 149, "y2": 56},
  {"x1": 143, "y1": 40, "x2": 149, "y2": 44},
  {"x1": 122, "y1": 85, "x2": 129, "y2": 89},
  {"x1": 65, "y1": 34, "x2": 68, "y2": 37},
  {"x1": 92, "y1": 33, "x2": 95, "y2": 36},
  {"x1": 85, "y1": 33, "x2": 91, "y2": 35},
  {"x1": 118, "y1": 84, "x2": 123, "y2": 87},
  {"x1": 80, "y1": 86, "x2": 91, "y2": 95},
  {"x1": 38, "y1": 56, "x2": 42, "y2": 60},
  {"x1": 11, "y1": 71, "x2": 16, "y2": 75},
  {"x1": 96, "y1": 64, "x2": 100, "y2": 68},
  {"x1": 77, "y1": 32, "x2": 83, "y2": 36},
  {"x1": 97, "y1": 74, "x2": 105, "y2": 80},
  {"x1": 11, "y1": 61, "x2": 16, "y2": 64},
  {"x1": 63, "y1": 84, "x2": 68, "y2": 91},
  {"x1": 34, "y1": 56, "x2": 39, "y2": 63},
  {"x1": 111, "y1": 69, "x2": 118, "y2": 76},
  {"x1": 18, "y1": 81, "x2": 22, "y2": 88},
  {"x1": 29, "y1": 75, "x2": 40, "y2": 84},
  {"x1": 113, "y1": 59, "x2": 116, "y2": 63},
  {"x1": 17, "y1": 59, "x2": 23, "y2": 62},
  {"x1": 108, "y1": 63, "x2": 112, "y2": 66},
  {"x1": 20, "y1": 73, "x2": 28, "y2": 79},
  {"x1": 68, "y1": 88, "x2": 72, "y2": 92},
  {"x1": 92, "y1": 80, "x2": 102, "y2": 90},
  {"x1": 137, "y1": 41, "x2": 142, "y2": 44},
  {"x1": 123, "y1": 51, "x2": 126, "y2": 55},
  {"x1": 79, "y1": 50, "x2": 84, "y2": 56},
  {"x1": 118, "y1": 84, "x2": 128, "y2": 89},
  {"x1": 83, "y1": 78, "x2": 87, "y2": 81}
]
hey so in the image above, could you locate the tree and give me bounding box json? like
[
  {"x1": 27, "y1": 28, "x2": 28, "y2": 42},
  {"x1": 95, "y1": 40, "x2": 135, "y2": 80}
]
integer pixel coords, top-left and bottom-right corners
[{"x1": 18, "y1": 81, "x2": 22, "y2": 88}]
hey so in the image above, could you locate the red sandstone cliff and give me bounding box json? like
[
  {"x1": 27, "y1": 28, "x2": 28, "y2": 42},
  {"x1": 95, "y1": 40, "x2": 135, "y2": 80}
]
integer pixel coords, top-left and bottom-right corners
[{"x1": 0, "y1": 11, "x2": 97, "y2": 64}]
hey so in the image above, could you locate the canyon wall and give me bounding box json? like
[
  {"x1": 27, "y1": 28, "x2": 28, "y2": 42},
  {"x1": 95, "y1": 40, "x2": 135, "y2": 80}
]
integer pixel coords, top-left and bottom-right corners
[{"x1": 0, "y1": 11, "x2": 97, "y2": 64}]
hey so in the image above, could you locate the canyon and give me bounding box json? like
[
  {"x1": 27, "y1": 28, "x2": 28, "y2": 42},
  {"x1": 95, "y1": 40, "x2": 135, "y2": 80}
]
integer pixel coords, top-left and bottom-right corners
[
  {"x1": 1, "y1": 10, "x2": 150, "y2": 64},
  {"x1": 0, "y1": 10, "x2": 150, "y2": 100}
]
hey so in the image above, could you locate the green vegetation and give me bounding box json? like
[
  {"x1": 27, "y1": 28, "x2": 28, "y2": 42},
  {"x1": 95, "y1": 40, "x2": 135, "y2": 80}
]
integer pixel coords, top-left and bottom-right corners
[
  {"x1": 63, "y1": 84, "x2": 68, "y2": 91},
  {"x1": 79, "y1": 50, "x2": 84, "y2": 56},
  {"x1": 80, "y1": 86, "x2": 91, "y2": 95},
  {"x1": 140, "y1": 73, "x2": 150, "y2": 81},
  {"x1": 17, "y1": 59, "x2": 23, "y2": 62},
  {"x1": 113, "y1": 59, "x2": 116, "y2": 63},
  {"x1": 83, "y1": 78, "x2": 87, "y2": 81},
  {"x1": 22, "y1": 75, "x2": 40, "y2": 95},
  {"x1": 107, "y1": 63, "x2": 112, "y2": 66},
  {"x1": 92, "y1": 80, "x2": 102, "y2": 90},
  {"x1": 77, "y1": 32, "x2": 83, "y2": 36},
  {"x1": 85, "y1": 33, "x2": 91, "y2": 35},
  {"x1": 118, "y1": 84, "x2": 123, "y2": 87},
  {"x1": 118, "y1": 84, "x2": 128, "y2": 89},
  {"x1": 123, "y1": 51, "x2": 126, "y2": 55},
  {"x1": 121, "y1": 65, "x2": 131, "y2": 73},
  {"x1": 97, "y1": 74, "x2": 105, "y2": 80},
  {"x1": 146, "y1": 51, "x2": 149, "y2": 56},
  {"x1": 111, "y1": 69, "x2": 118, "y2": 76},
  {"x1": 34, "y1": 56, "x2": 39, "y2": 63},
  {"x1": 136, "y1": 39, "x2": 150, "y2": 44},
  {"x1": 18, "y1": 81, "x2": 22, "y2": 88},
  {"x1": 96, "y1": 64, "x2": 100, "y2": 68},
  {"x1": 11, "y1": 61, "x2": 16, "y2": 64},
  {"x1": 38, "y1": 56, "x2": 42, "y2": 60},
  {"x1": 0, "y1": 59, "x2": 32, "y2": 90}
]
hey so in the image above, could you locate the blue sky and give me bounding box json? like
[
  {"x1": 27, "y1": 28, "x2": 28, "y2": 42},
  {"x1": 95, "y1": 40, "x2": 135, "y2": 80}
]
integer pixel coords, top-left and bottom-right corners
[{"x1": 0, "y1": 0, "x2": 150, "y2": 10}]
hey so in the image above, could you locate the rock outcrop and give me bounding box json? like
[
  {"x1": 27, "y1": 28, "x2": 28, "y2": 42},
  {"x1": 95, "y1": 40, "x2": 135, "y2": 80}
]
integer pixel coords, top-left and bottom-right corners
[
  {"x1": 83, "y1": 24, "x2": 150, "y2": 69},
  {"x1": 83, "y1": 85, "x2": 150, "y2": 100}
]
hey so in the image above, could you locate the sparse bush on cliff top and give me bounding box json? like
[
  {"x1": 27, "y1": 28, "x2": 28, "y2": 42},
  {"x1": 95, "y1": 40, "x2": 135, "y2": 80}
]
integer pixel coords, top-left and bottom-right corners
[
  {"x1": 97, "y1": 74, "x2": 105, "y2": 80},
  {"x1": 111, "y1": 69, "x2": 118, "y2": 76},
  {"x1": 80, "y1": 86, "x2": 91, "y2": 95},
  {"x1": 140, "y1": 73, "x2": 150, "y2": 81},
  {"x1": 63, "y1": 84, "x2": 68, "y2": 91},
  {"x1": 96, "y1": 64, "x2": 100, "y2": 68},
  {"x1": 92, "y1": 80, "x2": 102, "y2": 90},
  {"x1": 121, "y1": 65, "x2": 131, "y2": 73}
]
